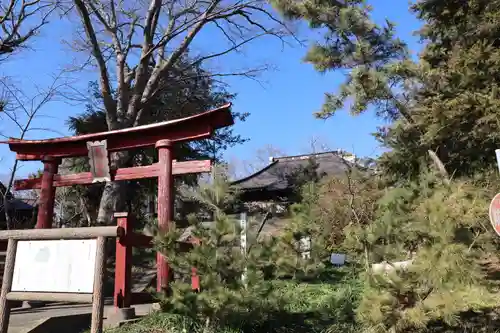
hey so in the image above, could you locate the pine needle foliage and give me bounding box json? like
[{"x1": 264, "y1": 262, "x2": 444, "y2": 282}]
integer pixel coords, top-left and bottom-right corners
[
  {"x1": 269, "y1": 0, "x2": 408, "y2": 120},
  {"x1": 154, "y1": 166, "x2": 274, "y2": 326},
  {"x1": 271, "y1": 158, "x2": 339, "y2": 280},
  {"x1": 350, "y1": 172, "x2": 497, "y2": 332}
]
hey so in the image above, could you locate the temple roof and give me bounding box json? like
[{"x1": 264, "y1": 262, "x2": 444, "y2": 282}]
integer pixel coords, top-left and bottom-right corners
[
  {"x1": 0, "y1": 182, "x2": 34, "y2": 211},
  {"x1": 231, "y1": 151, "x2": 357, "y2": 191}
]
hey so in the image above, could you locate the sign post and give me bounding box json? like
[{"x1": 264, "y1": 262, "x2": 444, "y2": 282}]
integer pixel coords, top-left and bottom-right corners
[
  {"x1": 495, "y1": 149, "x2": 500, "y2": 175},
  {"x1": 489, "y1": 193, "x2": 500, "y2": 236},
  {"x1": 240, "y1": 212, "x2": 247, "y2": 285},
  {"x1": 0, "y1": 226, "x2": 118, "y2": 333}
]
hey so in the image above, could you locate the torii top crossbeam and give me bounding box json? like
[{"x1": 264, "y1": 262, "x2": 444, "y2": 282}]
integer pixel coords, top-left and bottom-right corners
[{"x1": 4, "y1": 103, "x2": 233, "y2": 161}]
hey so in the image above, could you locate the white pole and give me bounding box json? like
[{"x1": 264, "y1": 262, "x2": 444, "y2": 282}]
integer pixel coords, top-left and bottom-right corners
[
  {"x1": 495, "y1": 149, "x2": 500, "y2": 175},
  {"x1": 240, "y1": 212, "x2": 247, "y2": 285}
]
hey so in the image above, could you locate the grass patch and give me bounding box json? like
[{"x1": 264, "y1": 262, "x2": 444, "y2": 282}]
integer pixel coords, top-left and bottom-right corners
[
  {"x1": 106, "y1": 269, "x2": 361, "y2": 333},
  {"x1": 104, "y1": 313, "x2": 240, "y2": 333}
]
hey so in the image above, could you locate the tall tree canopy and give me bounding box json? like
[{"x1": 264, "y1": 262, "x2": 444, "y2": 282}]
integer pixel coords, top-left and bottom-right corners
[
  {"x1": 382, "y1": 0, "x2": 500, "y2": 178},
  {"x1": 65, "y1": 0, "x2": 290, "y2": 223},
  {"x1": 290, "y1": 0, "x2": 500, "y2": 180},
  {"x1": 63, "y1": 59, "x2": 248, "y2": 225}
]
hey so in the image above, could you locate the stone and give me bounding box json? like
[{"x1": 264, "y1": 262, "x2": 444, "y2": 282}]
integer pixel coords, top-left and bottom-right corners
[{"x1": 106, "y1": 307, "x2": 136, "y2": 327}]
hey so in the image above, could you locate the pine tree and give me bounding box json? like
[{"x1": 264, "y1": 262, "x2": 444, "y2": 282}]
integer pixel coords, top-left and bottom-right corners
[
  {"x1": 279, "y1": 0, "x2": 500, "y2": 179},
  {"x1": 292, "y1": 0, "x2": 500, "y2": 179},
  {"x1": 153, "y1": 166, "x2": 274, "y2": 327},
  {"x1": 286, "y1": 157, "x2": 326, "y2": 202},
  {"x1": 274, "y1": 181, "x2": 327, "y2": 280},
  {"x1": 270, "y1": 0, "x2": 409, "y2": 120},
  {"x1": 270, "y1": 158, "x2": 340, "y2": 280},
  {"x1": 346, "y1": 172, "x2": 497, "y2": 332},
  {"x1": 276, "y1": 1, "x2": 500, "y2": 330}
]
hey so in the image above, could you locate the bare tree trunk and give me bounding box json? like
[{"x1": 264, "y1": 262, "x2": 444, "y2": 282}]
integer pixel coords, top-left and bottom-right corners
[
  {"x1": 70, "y1": 0, "x2": 291, "y2": 225},
  {"x1": 96, "y1": 151, "x2": 129, "y2": 225},
  {"x1": 427, "y1": 149, "x2": 450, "y2": 184},
  {"x1": 3, "y1": 197, "x2": 12, "y2": 230},
  {"x1": 80, "y1": 197, "x2": 93, "y2": 227},
  {"x1": 3, "y1": 159, "x2": 19, "y2": 230},
  {"x1": 97, "y1": 182, "x2": 128, "y2": 224}
]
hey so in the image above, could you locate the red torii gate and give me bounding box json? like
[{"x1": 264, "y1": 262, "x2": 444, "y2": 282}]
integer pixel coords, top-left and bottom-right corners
[{"x1": 3, "y1": 103, "x2": 234, "y2": 293}]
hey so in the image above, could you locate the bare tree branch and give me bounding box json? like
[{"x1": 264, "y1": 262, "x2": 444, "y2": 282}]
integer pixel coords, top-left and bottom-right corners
[
  {"x1": 65, "y1": 0, "x2": 295, "y2": 224},
  {"x1": 0, "y1": 0, "x2": 57, "y2": 55},
  {"x1": 0, "y1": 74, "x2": 62, "y2": 229},
  {"x1": 73, "y1": 0, "x2": 117, "y2": 125},
  {"x1": 67, "y1": 0, "x2": 293, "y2": 128}
]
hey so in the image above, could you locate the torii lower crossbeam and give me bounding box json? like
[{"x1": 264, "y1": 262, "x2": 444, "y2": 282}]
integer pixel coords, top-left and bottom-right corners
[{"x1": 14, "y1": 160, "x2": 211, "y2": 190}]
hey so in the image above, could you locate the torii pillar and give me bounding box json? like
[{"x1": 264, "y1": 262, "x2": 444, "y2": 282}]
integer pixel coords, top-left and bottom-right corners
[
  {"x1": 156, "y1": 139, "x2": 174, "y2": 292},
  {"x1": 36, "y1": 156, "x2": 61, "y2": 229}
]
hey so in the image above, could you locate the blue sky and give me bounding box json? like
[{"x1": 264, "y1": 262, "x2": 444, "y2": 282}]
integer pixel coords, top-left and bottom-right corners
[{"x1": 0, "y1": 0, "x2": 423, "y2": 180}]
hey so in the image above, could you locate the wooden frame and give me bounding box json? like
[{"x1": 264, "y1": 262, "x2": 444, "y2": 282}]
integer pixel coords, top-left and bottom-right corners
[{"x1": 0, "y1": 226, "x2": 121, "y2": 333}]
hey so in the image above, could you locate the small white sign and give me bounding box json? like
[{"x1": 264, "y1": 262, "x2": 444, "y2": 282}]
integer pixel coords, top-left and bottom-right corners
[
  {"x1": 240, "y1": 213, "x2": 248, "y2": 284},
  {"x1": 330, "y1": 253, "x2": 346, "y2": 266},
  {"x1": 297, "y1": 237, "x2": 311, "y2": 259},
  {"x1": 11, "y1": 239, "x2": 97, "y2": 293},
  {"x1": 240, "y1": 214, "x2": 247, "y2": 254}
]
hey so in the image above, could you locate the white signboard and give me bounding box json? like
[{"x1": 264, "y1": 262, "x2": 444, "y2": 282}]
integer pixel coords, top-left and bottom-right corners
[
  {"x1": 11, "y1": 239, "x2": 97, "y2": 293},
  {"x1": 330, "y1": 253, "x2": 346, "y2": 266}
]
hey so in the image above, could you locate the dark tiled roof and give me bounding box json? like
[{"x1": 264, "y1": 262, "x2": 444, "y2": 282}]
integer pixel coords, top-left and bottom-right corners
[
  {"x1": 9, "y1": 198, "x2": 35, "y2": 210},
  {"x1": 231, "y1": 151, "x2": 356, "y2": 191},
  {"x1": 0, "y1": 182, "x2": 35, "y2": 211}
]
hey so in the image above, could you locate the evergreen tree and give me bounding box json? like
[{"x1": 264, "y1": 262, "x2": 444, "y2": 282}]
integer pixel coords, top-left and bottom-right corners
[
  {"x1": 271, "y1": 0, "x2": 409, "y2": 120},
  {"x1": 273, "y1": 163, "x2": 371, "y2": 280},
  {"x1": 154, "y1": 166, "x2": 273, "y2": 326},
  {"x1": 282, "y1": 1, "x2": 500, "y2": 329},
  {"x1": 274, "y1": 180, "x2": 327, "y2": 280},
  {"x1": 289, "y1": 0, "x2": 500, "y2": 179},
  {"x1": 374, "y1": 0, "x2": 500, "y2": 180},
  {"x1": 344, "y1": 172, "x2": 496, "y2": 332},
  {"x1": 286, "y1": 157, "x2": 326, "y2": 202}
]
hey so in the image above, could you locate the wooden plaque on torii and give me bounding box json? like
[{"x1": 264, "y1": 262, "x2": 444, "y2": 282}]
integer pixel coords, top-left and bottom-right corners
[{"x1": 87, "y1": 140, "x2": 111, "y2": 183}]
